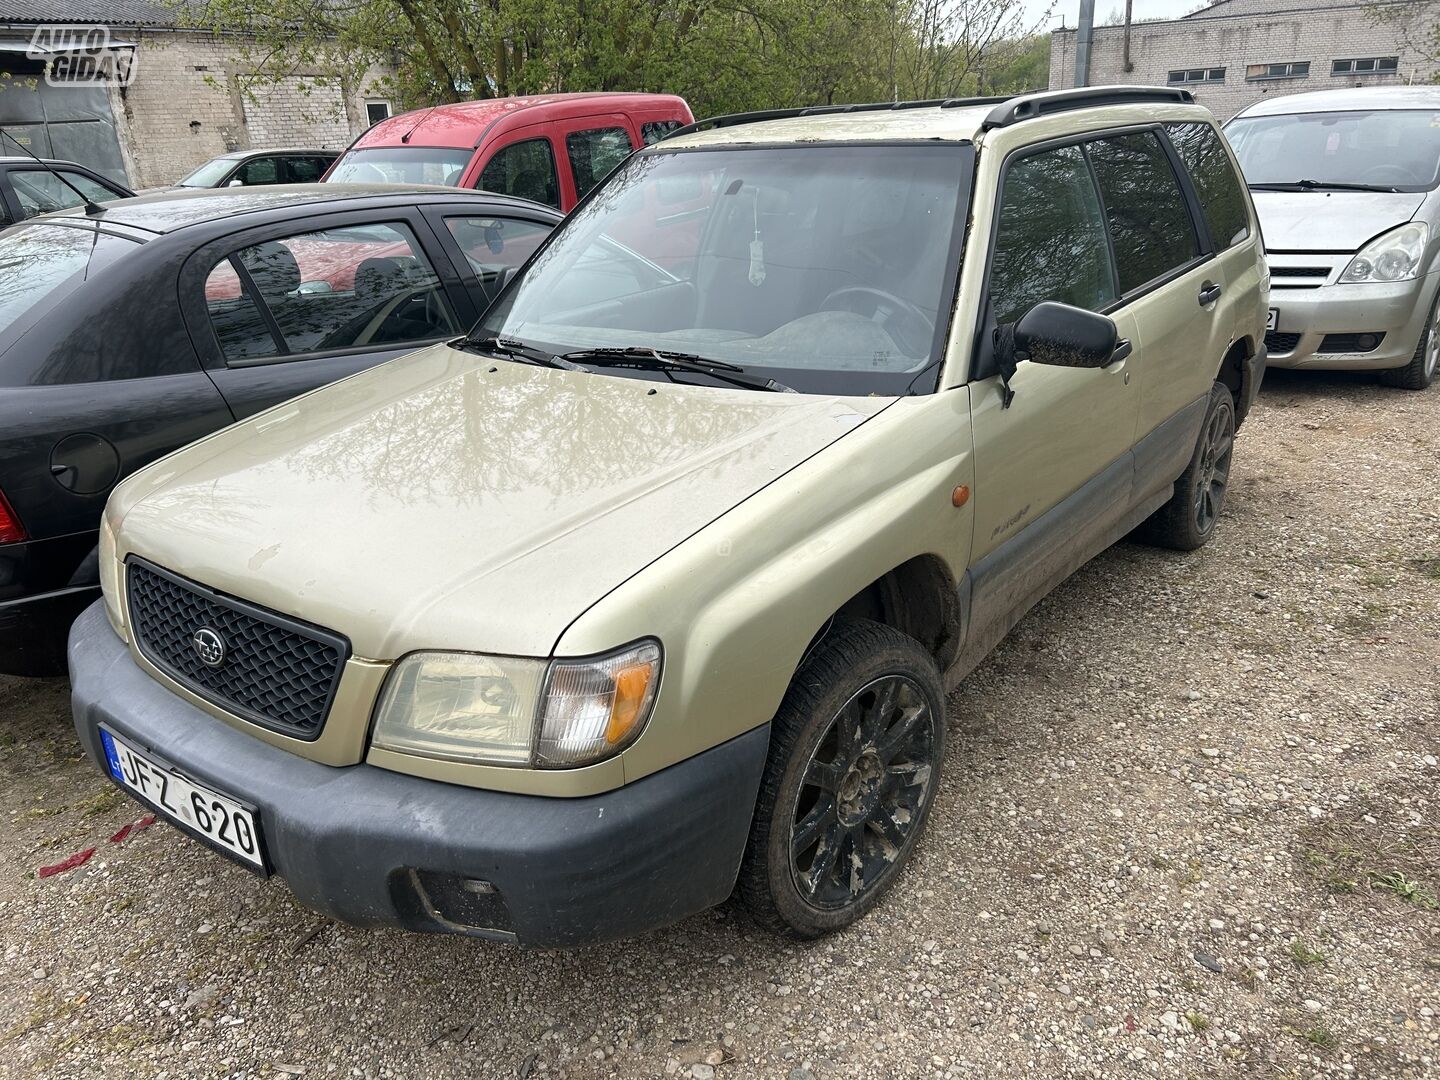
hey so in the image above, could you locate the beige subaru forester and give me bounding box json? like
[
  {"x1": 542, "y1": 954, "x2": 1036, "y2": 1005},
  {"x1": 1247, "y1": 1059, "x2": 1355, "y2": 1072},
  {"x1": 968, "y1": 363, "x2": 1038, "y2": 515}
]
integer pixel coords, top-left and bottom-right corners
[{"x1": 71, "y1": 85, "x2": 1267, "y2": 946}]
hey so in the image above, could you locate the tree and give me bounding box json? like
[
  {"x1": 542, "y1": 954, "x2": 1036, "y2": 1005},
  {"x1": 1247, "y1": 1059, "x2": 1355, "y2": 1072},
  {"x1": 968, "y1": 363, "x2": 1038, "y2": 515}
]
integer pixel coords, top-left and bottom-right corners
[{"x1": 1367, "y1": 0, "x2": 1440, "y2": 82}]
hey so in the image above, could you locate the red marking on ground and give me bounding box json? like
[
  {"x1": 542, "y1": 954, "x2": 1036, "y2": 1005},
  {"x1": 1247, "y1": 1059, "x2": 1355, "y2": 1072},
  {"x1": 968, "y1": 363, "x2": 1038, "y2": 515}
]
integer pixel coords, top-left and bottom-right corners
[
  {"x1": 1124, "y1": 1015, "x2": 1137, "y2": 1033},
  {"x1": 38, "y1": 847, "x2": 97, "y2": 878},
  {"x1": 108, "y1": 814, "x2": 155, "y2": 844}
]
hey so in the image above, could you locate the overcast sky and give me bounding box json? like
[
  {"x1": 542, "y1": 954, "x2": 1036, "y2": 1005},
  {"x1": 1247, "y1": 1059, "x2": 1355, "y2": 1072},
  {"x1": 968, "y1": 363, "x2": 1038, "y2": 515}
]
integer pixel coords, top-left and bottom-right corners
[{"x1": 1023, "y1": 0, "x2": 1210, "y2": 32}]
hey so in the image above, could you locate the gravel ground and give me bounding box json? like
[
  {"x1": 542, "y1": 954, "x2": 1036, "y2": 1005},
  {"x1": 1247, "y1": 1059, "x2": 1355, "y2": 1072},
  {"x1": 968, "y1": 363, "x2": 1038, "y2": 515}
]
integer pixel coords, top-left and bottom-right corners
[{"x1": 1, "y1": 369, "x2": 1437, "y2": 1080}]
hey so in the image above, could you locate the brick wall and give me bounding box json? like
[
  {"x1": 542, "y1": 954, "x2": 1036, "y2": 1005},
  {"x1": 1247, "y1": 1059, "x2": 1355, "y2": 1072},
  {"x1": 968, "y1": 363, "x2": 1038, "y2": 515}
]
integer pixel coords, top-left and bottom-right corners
[
  {"x1": 113, "y1": 30, "x2": 394, "y2": 188},
  {"x1": 1048, "y1": 0, "x2": 1440, "y2": 122}
]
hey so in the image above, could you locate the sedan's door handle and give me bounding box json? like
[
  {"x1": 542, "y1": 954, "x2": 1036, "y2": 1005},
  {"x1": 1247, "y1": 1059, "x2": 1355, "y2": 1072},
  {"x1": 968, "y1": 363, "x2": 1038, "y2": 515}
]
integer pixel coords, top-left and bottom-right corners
[
  {"x1": 1107, "y1": 338, "x2": 1132, "y2": 366},
  {"x1": 1199, "y1": 281, "x2": 1223, "y2": 306}
]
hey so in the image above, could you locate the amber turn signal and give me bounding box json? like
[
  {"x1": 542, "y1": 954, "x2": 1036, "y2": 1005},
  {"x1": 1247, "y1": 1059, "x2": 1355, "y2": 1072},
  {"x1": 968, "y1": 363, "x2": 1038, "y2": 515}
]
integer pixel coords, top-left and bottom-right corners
[{"x1": 951, "y1": 485, "x2": 970, "y2": 508}]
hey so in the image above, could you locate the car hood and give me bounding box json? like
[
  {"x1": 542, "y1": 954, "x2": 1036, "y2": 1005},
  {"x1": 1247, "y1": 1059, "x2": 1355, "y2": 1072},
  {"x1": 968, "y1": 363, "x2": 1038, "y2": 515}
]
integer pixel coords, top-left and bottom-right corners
[
  {"x1": 1251, "y1": 190, "x2": 1426, "y2": 251},
  {"x1": 111, "y1": 343, "x2": 891, "y2": 659}
]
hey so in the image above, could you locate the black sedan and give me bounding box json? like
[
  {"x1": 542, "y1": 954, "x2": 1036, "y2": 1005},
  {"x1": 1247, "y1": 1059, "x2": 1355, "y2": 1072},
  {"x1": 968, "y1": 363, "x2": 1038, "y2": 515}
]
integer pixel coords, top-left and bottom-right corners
[{"x1": 0, "y1": 184, "x2": 559, "y2": 675}]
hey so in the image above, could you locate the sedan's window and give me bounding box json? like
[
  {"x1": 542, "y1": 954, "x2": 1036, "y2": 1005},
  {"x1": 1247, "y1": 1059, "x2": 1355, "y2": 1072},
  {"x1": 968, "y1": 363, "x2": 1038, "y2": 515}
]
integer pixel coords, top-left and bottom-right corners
[
  {"x1": 284, "y1": 157, "x2": 325, "y2": 183},
  {"x1": 477, "y1": 139, "x2": 560, "y2": 208},
  {"x1": 234, "y1": 157, "x2": 280, "y2": 186},
  {"x1": 443, "y1": 215, "x2": 552, "y2": 297},
  {"x1": 1087, "y1": 132, "x2": 1200, "y2": 294},
  {"x1": 990, "y1": 144, "x2": 1117, "y2": 325},
  {"x1": 11, "y1": 169, "x2": 124, "y2": 219},
  {"x1": 566, "y1": 128, "x2": 633, "y2": 201},
  {"x1": 204, "y1": 220, "x2": 458, "y2": 363},
  {"x1": 177, "y1": 157, "x2": 240, "y2": 187},
  {"x1": 1166, "y1": 123, "x2": 1250, "y2": 249},
  {"x1": 0, "y1": 223, "x2": 139, "y2": 352}
]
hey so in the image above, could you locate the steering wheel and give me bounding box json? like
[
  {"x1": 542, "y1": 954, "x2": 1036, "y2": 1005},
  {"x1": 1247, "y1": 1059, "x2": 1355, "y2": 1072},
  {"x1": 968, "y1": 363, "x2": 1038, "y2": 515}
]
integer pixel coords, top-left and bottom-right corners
[
  {"x1": 820, "y1": 286, "x2": 935, "y2": 357},
  {"x1": 1360, "y1": 163, "x2": 1418, "y2": 186}
]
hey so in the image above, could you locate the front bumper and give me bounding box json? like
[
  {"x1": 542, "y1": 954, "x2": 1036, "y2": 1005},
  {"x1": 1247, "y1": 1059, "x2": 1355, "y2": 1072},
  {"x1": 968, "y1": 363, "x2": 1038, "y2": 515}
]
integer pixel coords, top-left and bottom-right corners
[
  {"x1": 68, "y1": 602, "x2": 769, "y2": 947},
  {"x1": 1265, "y1": 272, "x2": 1437, "y2": 371}
]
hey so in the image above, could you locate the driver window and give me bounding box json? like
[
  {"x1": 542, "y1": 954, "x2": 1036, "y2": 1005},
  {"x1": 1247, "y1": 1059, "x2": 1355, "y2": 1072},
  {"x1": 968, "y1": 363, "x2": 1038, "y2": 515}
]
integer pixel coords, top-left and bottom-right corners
[
  {"x1": 204, "y1": 220, "x2": 457, "y2": 362},
  {"x1": 990, "y1": 145, "x2": 1118, "y2": 326},
  {"x1": 477, "y1": 139, "x2": 560, "y2": 208}
]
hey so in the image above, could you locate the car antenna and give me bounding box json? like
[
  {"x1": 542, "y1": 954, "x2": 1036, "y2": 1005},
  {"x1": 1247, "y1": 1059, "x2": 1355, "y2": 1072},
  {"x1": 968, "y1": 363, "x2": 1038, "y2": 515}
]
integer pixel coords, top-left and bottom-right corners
[{"x1": 0, "y1": 127, "x2": 107, "y2": 215}]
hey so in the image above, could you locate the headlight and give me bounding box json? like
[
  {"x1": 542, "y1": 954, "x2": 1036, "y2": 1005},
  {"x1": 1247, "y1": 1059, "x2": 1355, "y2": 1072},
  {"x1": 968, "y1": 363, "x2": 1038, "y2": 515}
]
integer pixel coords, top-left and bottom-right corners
[
  {"x1": 371, "y1": 640, "x2": 661, "y2": 769},
  {"x1": 1340, "y1": 222, "x2": 1429, "y2": 283},
  {"x1": 98, "y1": 514, "x2": 125, "y2": 637}
]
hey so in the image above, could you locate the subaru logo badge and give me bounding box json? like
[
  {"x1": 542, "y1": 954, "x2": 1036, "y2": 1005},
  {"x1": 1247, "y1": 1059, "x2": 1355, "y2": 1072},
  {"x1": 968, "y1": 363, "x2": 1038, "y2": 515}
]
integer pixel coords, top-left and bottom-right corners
[{"x1": 192, "y1": 626, "x2": 227, "y2": 668}]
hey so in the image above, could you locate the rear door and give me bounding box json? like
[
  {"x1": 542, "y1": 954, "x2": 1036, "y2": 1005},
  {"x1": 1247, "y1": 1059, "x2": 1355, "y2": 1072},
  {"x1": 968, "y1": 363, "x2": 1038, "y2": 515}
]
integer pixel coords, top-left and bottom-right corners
[
  {"x1": 179, "y1": 207, "x2": 477, "y2": 418},
  {"x1": 1084, "y1": 129, "x2": 1215, "y2": 449}
]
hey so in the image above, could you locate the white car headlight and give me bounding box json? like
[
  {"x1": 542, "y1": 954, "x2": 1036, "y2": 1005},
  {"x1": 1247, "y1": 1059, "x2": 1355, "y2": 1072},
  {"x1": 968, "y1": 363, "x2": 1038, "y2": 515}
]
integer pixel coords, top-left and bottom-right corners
[
  {"x1": 371, "y1": 640, "x2": 661, "y2": 769},
  {"x1": 1339, "y1": 221, "x2": 1430, "y2": 283}
]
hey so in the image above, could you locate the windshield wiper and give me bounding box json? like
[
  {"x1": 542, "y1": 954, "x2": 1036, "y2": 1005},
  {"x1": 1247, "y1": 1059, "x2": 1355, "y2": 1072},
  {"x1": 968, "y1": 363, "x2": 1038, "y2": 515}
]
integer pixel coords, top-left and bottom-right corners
[
  {"x1": 559, "y1": 346, "x2": 798, "y2": 393},
  {"x1": 1249, "y1": 179, "x2": 1401, "y2": 193},
  {"x1": 459, "y1": 335, "x2": 591, "y2": 372}
]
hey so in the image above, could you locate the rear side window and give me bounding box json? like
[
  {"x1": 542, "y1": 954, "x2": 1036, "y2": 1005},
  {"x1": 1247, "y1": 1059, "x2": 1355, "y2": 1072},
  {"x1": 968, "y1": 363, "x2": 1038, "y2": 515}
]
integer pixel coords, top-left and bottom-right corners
[
  {"x1": 566, "y1": 127, "x2": 633, "y2": 201},
  {"x1": 1087, "y1": 132, "x2": 1199, "y2": 294},
  {"x1": 478, "y1": 139, "x2": 560, "y2": 208},
  {"x1": 284, "y1": 157, "x2": 325, "y2": 183},
  {"x1": 990, "y1": 144, "x2": 1118, "y2": 325},
  {"x1": 204, "y1": 220, "x2": 458, "y2": 362},
  {"x1": 1165, "y1": 123, "x2": 1249, "y2": 249}
]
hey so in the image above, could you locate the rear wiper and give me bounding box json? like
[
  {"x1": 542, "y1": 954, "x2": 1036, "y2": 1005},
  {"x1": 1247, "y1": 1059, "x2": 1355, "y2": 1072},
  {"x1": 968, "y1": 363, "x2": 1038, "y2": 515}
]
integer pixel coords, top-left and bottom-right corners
[
  {"x1": 559, "y1": 346, "x2": 797, "y2": 393},
  {"x1": 460, "y1": 335, "x2": 591, "y2": 372},
  {"x1": 1249, "y1": 179, "x2": 1400, "y2": 193}
]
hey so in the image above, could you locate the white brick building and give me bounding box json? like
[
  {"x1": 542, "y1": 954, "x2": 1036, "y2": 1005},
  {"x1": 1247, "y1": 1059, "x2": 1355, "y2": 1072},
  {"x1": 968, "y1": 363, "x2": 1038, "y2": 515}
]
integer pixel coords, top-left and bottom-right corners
[
  {"x1": 1050, "y1": 0, "x2": 1440, "y2": 121},
  {"x1": 0, "y1": 0, "x2": 396, "y2": 188}
]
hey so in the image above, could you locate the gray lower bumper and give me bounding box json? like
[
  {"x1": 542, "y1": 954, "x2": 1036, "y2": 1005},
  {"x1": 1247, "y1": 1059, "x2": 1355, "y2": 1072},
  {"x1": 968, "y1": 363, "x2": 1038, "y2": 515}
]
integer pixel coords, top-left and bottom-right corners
[{"x1": 68, "y1": 602, "x2": 769, "y2": 947}]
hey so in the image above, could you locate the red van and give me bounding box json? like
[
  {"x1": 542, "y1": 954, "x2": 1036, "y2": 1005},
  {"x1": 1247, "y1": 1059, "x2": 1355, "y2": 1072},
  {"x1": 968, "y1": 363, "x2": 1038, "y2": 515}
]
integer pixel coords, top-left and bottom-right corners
[{"x1": 326, "y1": 92, "x2": 693, "y2": 212}]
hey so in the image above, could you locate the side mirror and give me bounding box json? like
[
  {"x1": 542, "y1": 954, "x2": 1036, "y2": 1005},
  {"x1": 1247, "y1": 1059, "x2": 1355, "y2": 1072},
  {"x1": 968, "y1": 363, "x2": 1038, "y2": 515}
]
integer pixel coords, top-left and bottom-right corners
[
  {"x1": 1012, "y1": 301, "x2": 1118, "y2": 369},
  {"x1": 227, "y1": 178, "x2": 244, "y2": 187}
]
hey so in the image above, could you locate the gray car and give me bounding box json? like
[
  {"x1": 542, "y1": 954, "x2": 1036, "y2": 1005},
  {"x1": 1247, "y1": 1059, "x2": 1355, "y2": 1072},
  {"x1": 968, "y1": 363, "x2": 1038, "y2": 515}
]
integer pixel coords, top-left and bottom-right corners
[{"x1": 1227, "y1": 85, "x2": 1440, "y2": 390}]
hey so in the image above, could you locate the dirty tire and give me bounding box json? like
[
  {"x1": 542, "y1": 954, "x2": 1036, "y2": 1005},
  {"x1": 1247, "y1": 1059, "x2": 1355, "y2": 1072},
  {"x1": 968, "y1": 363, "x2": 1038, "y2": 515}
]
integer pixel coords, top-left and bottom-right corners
[
  {"x1": 1378, "y1": 288, "x2": 1439, "y2": 390},
  {"x1": 737, "y1": 619, "x2": 945, "y2": 938},
  {"x1": 1134, "y1": 382, "x2": 1236, "y2": 552}
]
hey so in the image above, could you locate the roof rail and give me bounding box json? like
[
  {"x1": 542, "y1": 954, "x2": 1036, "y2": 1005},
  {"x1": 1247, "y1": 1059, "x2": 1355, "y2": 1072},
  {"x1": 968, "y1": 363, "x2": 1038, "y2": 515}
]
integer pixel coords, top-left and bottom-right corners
[
  {"x1": 662, "y1": 96, "x2": 1010, "y2": 141},
  {"x1": 981, "y1": 86, "x2": 1195, "y2": 129}
]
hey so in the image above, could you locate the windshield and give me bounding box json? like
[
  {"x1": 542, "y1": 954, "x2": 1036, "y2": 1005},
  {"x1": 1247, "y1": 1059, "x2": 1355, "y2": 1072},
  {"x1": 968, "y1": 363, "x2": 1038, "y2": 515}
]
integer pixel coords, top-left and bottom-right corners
[
  {"x1": 328, "y1": 147, "x2": 473, "y2": 186},
  {"x1": 1226, "y1": 109, "x2": 1440, "y2": 191},
  {"x1": 478, "y1": 143, "x2": 970, "y2": 395},
  {"x1": 178, "y1": 157, "x2": 240, "y2": 187}
]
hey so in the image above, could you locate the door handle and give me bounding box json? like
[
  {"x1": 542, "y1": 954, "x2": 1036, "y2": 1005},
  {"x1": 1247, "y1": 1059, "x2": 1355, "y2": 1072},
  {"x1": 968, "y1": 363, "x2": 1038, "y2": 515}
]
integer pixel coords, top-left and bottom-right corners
[
  {"x1": 1106, "y1": 338, "x2": 1132, "y2": 366},
  {"x1": 1198, "y1": 281, "x2": 1222, "y2": 306}
]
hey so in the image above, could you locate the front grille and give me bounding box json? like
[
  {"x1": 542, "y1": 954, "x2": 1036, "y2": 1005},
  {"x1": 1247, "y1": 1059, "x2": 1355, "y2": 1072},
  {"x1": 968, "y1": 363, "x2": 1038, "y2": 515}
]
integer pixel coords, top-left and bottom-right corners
[
  {"x1": 1269, "y1": 267, "x2": 1330, "y2": 290},
  {"x1": 1318, "y1": 332, "x2": 1384, "y2": 354},
  {"x1": 1265, "y1": 330, "x2": 1302, "y2": 355},
  {"x1": 126, "y1": 558, "x2": 348, "y2": 740}
]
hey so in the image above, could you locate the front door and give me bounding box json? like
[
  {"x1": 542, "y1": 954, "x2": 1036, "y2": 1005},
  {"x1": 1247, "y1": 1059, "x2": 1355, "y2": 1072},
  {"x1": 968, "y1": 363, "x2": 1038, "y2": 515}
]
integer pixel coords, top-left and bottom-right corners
[{"x1": 965, "y1": 140, "x2": 1141, "y2": 650}]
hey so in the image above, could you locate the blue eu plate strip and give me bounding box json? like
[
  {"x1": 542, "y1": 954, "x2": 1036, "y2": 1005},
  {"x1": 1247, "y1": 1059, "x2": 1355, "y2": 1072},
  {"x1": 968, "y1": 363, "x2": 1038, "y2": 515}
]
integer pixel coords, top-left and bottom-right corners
[{"x1": 99, "y1": 729, "x2": 122, "y2": 783}]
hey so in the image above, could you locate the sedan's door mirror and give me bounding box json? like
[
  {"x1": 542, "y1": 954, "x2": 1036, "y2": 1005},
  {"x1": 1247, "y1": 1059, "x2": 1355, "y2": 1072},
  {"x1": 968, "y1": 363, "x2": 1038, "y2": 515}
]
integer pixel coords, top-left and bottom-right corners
[
  {"x1": 1012, "y1": 301, "x2": 1118, "y2": 369},
  {"x1": 227, "y1": 178, "x2": 244, "y2": 187}
]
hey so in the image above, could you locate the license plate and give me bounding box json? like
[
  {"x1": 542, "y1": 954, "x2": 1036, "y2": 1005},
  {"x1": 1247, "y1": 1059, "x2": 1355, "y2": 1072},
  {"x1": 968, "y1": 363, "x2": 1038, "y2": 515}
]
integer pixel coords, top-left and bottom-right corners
[
  {"x1": 1267, "y1": 308, "x2": 1278, "y2": 330},
  {"x1": 99, "y1": 727, "x2": 265, "y2": 871}
]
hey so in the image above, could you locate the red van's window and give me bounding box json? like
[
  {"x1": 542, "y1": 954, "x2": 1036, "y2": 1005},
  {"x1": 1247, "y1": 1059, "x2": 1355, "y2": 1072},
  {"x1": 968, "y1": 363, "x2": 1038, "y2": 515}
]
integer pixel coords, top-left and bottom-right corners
[
  {"x1": 566, "y1": 127, "x2": 633, "y2": 201},
  {"x1": 477, "y1": 139, "x2": 560, "y2": 209}
]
